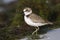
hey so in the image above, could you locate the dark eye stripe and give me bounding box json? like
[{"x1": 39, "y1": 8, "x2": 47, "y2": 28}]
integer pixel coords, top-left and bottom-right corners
[{"x1": 24, "y1": 10, "x2": 30, "y2": 12}]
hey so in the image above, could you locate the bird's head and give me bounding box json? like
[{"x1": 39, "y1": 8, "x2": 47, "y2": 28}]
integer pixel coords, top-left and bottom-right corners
[{"x1": 23, "y1": 7, "x2": 32, "y2": 15}]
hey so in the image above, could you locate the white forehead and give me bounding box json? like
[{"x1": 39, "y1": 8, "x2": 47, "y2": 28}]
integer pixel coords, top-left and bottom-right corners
[{"x1": 23, "y1": 7, "x2": 32, "y2": 11}]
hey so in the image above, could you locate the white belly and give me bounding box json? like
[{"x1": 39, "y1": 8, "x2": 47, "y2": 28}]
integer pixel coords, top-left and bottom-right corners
[{"x1": 24, "y1": 16, "x2": 47, "y2": 27}]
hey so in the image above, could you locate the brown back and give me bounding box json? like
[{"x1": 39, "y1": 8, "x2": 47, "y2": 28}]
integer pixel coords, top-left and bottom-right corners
[{"x1": 28, "y1": 13, "x2": 47, "y2": 23}]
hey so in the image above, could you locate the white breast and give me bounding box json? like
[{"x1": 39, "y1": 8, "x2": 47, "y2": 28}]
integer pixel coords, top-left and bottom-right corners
[{"x1": 24, "y1": 16, "x2": 48, "y2": 27}]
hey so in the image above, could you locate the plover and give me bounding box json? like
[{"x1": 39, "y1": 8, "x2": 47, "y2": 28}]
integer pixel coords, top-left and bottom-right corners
[{"x1": 23, "y1": 7, "x2": 53, "y2": 35}]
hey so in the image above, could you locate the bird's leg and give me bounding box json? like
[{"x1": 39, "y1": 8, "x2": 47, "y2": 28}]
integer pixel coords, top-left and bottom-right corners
[
  {"x1": 36, "y1": 27, "x2": 39, "y2": 36},
  {"x1": 32, "y1": 26, "x2": 39, "y2": 35}
]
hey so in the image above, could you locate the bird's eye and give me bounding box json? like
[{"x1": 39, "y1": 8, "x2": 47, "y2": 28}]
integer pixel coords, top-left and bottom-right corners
[
  {"x1": 25, "y1": 9, "x2": 30, "y2": 12},
  {"x1": 26, "y1": 10, "x2": 28, "y2": 11}
]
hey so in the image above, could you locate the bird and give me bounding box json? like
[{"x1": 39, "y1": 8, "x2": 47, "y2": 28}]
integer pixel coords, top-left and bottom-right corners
[{"x1": 23, "y1": 7, "x2": 53, "y2": 35}]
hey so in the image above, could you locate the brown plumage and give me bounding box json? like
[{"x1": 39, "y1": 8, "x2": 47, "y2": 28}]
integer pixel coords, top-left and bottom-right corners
[{"x1": 27, "y1": 13, "x2": 53, "y2": 24}]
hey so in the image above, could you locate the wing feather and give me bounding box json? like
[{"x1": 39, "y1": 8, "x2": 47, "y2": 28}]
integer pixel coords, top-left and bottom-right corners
[{"x1": 28, "y1": 13, "x2": 46, "y2": 23}]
